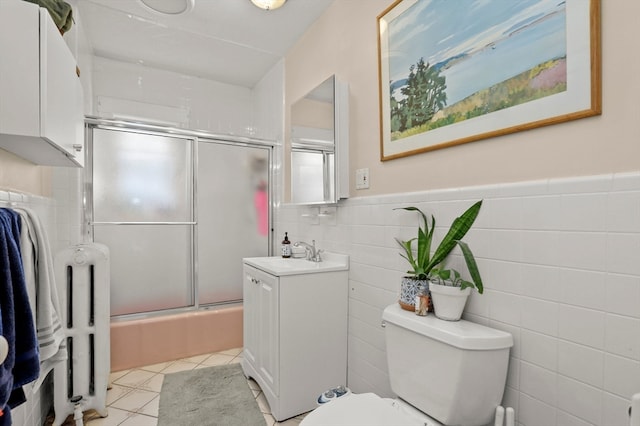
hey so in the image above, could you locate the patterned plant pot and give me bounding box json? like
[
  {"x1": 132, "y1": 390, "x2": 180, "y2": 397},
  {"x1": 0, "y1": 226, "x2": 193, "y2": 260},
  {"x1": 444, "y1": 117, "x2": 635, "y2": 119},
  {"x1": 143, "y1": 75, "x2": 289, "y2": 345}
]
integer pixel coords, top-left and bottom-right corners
[{"x1": 398, "y1": 277, "x2": 429, "y2": 312}]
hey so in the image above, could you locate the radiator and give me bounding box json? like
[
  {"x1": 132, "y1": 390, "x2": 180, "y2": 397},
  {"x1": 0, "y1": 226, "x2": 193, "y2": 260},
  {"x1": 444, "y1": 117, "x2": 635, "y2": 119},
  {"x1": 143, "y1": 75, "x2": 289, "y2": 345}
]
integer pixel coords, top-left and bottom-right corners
[{"x1": 53, "y1": 243, "x2": 110, "y2": 425}]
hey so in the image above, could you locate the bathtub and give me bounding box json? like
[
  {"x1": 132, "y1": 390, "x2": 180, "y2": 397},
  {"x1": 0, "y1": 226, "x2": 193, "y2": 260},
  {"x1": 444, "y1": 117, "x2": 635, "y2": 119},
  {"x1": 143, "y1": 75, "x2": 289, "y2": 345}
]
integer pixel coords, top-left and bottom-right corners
[{"x1": 110, "y1": 305, "x2": 243, "y2": 371}]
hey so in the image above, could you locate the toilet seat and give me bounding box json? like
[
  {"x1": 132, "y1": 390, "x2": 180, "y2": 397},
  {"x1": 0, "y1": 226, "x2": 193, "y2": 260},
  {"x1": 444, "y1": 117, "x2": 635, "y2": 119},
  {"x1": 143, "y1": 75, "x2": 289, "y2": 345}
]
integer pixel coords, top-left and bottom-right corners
[{"x1": 300, "y1": 393, "x2": 439, "y2": 426}]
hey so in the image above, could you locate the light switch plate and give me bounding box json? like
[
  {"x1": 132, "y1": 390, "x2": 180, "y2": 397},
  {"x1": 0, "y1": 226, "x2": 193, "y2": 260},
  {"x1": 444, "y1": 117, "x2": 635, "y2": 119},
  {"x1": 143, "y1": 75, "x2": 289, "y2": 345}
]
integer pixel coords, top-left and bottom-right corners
[{"x1": 355, "y1": 168, "x2": 370, "y2": 189}]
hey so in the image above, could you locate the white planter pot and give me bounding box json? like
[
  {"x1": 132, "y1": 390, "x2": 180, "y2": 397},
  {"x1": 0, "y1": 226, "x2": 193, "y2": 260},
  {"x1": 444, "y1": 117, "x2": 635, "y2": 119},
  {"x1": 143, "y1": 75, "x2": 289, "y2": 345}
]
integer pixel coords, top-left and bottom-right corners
[{"x1": 430, "y1": 283, "x2": 471, "y2": 321}]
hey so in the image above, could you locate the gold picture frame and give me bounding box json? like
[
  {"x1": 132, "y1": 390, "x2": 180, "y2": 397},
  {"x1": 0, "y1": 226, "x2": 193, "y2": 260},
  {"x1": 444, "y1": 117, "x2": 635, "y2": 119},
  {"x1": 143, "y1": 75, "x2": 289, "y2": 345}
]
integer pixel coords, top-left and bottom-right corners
[{"x1": 378, "y1": 0, "x2": 601, "y2": 161}]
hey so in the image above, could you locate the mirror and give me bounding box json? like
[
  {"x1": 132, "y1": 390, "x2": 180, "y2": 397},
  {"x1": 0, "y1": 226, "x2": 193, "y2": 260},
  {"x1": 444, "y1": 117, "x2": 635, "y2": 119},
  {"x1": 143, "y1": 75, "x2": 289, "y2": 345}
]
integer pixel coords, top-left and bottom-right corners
[{"x1": 290, "y1": 75, "x2": 349, "y2": 204}]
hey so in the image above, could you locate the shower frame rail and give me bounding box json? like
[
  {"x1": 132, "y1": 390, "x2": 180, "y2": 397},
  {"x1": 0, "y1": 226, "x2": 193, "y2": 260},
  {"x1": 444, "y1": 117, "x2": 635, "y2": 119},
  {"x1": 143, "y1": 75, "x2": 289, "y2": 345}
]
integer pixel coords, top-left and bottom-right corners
[{"x1": 83, "y1": 117, "x2": 275, "y2": 320}]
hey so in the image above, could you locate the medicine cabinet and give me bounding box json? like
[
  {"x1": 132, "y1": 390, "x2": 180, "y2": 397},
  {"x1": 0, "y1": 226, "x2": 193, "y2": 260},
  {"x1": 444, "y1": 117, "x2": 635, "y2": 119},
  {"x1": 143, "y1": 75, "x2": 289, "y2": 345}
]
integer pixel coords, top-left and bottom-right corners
[{"x1": 289, "y1": 75, "x2": 349, "y2": 205}]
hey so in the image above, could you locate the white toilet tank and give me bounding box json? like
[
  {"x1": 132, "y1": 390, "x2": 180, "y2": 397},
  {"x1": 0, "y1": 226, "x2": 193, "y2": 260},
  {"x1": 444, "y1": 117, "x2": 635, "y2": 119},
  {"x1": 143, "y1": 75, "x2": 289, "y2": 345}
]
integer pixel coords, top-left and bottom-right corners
[{"x1": 383, "y1": 304, "x2": 513, "y2": 426}]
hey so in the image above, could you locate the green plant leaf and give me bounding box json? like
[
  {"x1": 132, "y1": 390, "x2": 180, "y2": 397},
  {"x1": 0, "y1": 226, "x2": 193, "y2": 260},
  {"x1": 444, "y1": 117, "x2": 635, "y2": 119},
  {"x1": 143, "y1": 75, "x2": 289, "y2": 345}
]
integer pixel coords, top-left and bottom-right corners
[
  {"x1": 459, "y1": 280, "x2": 474, "y2": 291},
  {"x1": 417, "y1": 226, "x2": 428, "y2": 268},
  {"x1": 424, "y1": 215, "x2": 435, "y2": 266},
  {"x1": 395, "y1": 237, "x2": 417, "y2": 271},
  {"x1": 426, "y1": 200, "x2": 482, "y2": 272},
  {"x1": 456, "y1": 240, "x2": 483, "y2": 294},
  {"x1": 394, "y1": 207, "x2": 435, "y2": 280}
]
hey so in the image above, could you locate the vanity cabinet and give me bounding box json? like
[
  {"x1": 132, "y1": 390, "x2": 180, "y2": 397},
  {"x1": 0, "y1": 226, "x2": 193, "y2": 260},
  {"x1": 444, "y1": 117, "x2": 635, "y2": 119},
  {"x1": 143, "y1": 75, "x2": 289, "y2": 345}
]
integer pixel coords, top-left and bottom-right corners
[
  {"x1": 0, "y1": 0, "x2": 84, "y2": 167},
  {"x1": 242, "y1": 258, "x2": 348, "y2": 421},
  {"x1": 243, "y1": 265, "x2": 279, "y2": 395}
]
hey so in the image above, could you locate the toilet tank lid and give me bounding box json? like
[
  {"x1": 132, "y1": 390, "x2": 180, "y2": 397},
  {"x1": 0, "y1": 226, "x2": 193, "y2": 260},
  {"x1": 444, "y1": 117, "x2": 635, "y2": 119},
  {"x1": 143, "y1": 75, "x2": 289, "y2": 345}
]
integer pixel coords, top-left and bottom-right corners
[{"x1": 382, "y1": 304, "x2": 513, "y2": 350}]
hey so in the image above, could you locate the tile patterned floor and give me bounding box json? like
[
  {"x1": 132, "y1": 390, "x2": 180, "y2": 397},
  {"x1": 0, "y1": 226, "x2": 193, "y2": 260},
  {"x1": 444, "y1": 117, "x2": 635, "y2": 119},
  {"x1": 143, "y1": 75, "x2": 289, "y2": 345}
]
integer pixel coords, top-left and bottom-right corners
[{"x1": 74, "y1": 348, "x2": 307, "y2": 426}]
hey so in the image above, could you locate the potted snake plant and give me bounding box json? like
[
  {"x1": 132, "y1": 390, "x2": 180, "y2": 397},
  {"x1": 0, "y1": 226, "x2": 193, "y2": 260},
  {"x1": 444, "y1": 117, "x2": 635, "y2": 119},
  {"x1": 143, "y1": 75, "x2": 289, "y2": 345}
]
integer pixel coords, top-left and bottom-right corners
[{"x1": 395, "y1": 200, "x2": 484, "y2": 319}]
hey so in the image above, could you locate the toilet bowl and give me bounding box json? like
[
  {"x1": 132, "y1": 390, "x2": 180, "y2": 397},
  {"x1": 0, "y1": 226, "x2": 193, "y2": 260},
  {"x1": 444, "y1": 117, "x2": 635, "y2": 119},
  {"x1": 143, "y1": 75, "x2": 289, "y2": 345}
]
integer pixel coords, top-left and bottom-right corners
[
  {"x1": 301, "y1": 392, "x2": 438, "y2": 426},
  {"x1": 300, "y1": 304, "x2": 513, "y2": 426}
]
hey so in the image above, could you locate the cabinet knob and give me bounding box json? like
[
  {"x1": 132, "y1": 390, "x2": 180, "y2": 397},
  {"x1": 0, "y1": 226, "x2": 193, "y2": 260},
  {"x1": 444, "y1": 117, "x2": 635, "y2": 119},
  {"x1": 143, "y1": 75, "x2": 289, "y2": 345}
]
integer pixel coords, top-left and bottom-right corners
[{"x1": 73, "y1": 144, "x2": 83, "y2": 152}]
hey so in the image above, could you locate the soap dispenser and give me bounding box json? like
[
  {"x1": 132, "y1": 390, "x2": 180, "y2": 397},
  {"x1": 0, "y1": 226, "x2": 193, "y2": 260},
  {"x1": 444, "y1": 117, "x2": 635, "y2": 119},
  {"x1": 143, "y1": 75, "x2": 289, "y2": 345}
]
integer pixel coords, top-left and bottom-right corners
[{"x1": 281, "y1": 232, "x2": 291, "y2": 258}]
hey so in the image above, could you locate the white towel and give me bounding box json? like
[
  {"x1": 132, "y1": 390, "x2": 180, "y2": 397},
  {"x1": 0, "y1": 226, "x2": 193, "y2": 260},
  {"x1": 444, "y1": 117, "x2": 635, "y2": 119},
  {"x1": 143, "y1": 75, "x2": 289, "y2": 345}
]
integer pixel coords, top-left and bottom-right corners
[{"x1": 16, "y1": 208, "x2": 66, "y2": 391}]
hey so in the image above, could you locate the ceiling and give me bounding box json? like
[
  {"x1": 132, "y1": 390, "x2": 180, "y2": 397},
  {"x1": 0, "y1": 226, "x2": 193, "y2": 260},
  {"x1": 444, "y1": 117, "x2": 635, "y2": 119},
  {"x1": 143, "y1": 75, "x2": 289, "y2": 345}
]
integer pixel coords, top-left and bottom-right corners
[{"x1": 77, "y1": 0, "x2": 334, "y2": 88}]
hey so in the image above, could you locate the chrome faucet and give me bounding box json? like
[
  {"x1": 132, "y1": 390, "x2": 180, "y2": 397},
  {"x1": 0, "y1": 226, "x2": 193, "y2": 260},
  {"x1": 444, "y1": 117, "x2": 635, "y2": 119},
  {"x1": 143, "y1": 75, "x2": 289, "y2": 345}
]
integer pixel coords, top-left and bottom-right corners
[{"x1": 293, "y1": 240, "x2": 323, "y2": 262}]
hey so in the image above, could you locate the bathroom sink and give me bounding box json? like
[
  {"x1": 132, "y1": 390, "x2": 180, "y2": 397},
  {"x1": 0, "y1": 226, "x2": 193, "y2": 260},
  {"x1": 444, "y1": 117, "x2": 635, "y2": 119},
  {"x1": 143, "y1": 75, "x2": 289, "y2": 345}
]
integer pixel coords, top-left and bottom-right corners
[{"x1": 243, "y1": 253, "x2": 349, "y2": 276}]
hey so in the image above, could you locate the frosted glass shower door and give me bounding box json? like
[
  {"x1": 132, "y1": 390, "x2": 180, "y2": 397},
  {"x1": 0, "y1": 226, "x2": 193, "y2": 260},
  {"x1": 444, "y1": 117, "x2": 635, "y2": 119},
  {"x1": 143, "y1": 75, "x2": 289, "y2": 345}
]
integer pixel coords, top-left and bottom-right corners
[
  {"x1": 91, "y1": 128, "x2": 194, "y2": 316},
  {"x1": 197, "y1": 141, "x2": 270, "y2": 305}
]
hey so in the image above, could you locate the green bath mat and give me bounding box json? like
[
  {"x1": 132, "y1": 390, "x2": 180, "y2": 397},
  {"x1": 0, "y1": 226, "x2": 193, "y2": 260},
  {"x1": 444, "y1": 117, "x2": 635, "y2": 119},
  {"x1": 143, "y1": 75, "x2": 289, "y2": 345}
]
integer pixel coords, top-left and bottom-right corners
[{"x1": 158, "y1": 363, "x2": 265, "y2": 426}]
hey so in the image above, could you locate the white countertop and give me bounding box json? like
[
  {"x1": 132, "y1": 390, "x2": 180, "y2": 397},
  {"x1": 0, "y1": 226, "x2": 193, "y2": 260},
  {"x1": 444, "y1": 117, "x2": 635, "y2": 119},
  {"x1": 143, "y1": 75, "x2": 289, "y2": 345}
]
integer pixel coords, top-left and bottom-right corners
[{"x1": 243, "y1": 252, "x2": 349, "y2": 276}]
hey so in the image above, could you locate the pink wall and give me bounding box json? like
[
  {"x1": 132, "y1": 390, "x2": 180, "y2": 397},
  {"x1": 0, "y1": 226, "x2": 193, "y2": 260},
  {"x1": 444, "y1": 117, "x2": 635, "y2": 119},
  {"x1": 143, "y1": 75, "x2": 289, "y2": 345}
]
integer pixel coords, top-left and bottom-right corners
[
  {"x1": 285, "y1": 0, "x2": 640, "y2": 196},
  {"x1": 0, "y1": 149, "x2": 51, "y2": 195}
]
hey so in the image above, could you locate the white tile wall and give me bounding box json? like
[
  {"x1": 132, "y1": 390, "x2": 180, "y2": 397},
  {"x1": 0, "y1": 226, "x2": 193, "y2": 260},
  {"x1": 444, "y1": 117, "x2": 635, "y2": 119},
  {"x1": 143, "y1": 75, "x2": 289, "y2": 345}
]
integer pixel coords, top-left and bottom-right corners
[
  {"x1": 557, "y1": 375, "x2": 602, "y2": 425},
  {"x1": 52, "y1": 167, "x2": 85, "y2": 251},
  {"x1": 276, "y1": 172, "x2": 640, "y2": 426},
  {"x1": 520, "y1": 329, "x2": 558, "y2": 371},
  {"x1": 0, "y1": 190, "x2": 58, "y2": 426},
  {"x1": 92, "y1": 57, "x2": 254, "y2": 136},
  {"x1": 251, "y1": 59, "x2": 285, "y2": 211},
  {"x1": 557, "y1": 340, "x2": 604, "y2": 388}
]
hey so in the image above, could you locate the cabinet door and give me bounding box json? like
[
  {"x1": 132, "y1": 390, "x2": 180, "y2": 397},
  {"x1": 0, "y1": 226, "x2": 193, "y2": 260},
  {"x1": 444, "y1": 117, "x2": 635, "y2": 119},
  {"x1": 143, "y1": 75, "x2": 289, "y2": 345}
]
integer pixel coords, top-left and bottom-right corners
[
  {"x1": 40, "y1": 7, "x2": 84, "y2": 165},
  {"x1": 258, "y1": 274, "x2": 279, "y2": 394},
  {"x1": 0, "y1": 1, "x2": 83, "y2": 167},
  {"x1": 242, "y1": 268, "x2": 259, "y2": 366},
  {"x1": 0, "y1": 0, "x2": 40, "y2": 137}
]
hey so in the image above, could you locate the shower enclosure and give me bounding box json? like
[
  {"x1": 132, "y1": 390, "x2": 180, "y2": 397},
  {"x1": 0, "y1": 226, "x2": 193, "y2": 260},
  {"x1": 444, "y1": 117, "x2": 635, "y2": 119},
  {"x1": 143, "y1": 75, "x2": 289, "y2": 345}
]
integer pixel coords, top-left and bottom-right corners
[{"x1": 85, "y1": 121, "x2": 271, "y2": 318}]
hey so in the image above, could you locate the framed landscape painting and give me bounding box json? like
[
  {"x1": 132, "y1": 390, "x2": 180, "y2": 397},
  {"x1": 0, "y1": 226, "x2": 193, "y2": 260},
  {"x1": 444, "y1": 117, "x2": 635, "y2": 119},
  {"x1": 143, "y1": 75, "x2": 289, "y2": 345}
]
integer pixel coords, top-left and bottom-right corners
[{"x1": 377, "y1": 0, "x2": 601, "y2": 161}]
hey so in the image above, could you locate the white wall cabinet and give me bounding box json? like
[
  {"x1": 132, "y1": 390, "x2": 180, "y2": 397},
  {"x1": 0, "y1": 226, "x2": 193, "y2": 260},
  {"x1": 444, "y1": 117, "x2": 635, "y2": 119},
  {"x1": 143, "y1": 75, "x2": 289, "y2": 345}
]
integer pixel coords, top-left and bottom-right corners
[
  {"x1": 242, "y1": 258, "x2": 348, "y2": 421},
  {"x1": 0, "y1": 0, "x2": 84, "y2": 167}
]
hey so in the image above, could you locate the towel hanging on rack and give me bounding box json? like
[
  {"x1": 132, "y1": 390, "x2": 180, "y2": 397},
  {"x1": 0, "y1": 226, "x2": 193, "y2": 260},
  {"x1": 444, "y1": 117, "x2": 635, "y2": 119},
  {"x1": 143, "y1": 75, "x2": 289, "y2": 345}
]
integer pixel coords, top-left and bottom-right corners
[
  {"x1": 0, "y1": 208, "x2": 40, "y2": 424},
  {"x1": 15, "y1": 208, "x2": 66, "y2": 391}
]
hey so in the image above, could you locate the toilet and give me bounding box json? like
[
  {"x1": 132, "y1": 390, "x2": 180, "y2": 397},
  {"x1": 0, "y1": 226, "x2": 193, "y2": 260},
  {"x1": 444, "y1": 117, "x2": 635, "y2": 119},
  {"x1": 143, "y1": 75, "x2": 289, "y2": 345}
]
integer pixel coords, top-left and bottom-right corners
[{"x1": 301, "y1": 303, "x2": 513, "y2": 426}]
